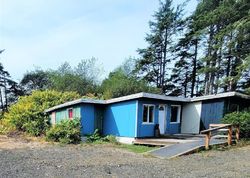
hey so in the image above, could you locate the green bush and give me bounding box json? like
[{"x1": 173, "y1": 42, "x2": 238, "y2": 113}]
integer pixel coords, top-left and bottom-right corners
[
  {"x1": 86, "y1": 129, "x2": 102, "y2": 142},
  {"x1": 102, "y1": 135, "x2": 118, "y2": 144},
  {"x1": 222, "y1": 111, "x2": 250, "y2": 138},
  {"x1": 2, "y1": 90, "x2": 80, "y2": 136},
  {"x1": 46, "y1": 118, "x2": 81, "y2": 144}
]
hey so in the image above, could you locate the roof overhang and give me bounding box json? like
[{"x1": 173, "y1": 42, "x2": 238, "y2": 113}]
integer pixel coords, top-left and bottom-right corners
[{"x1": 45, "y1": 91, "x2": 250, "y2": 113}]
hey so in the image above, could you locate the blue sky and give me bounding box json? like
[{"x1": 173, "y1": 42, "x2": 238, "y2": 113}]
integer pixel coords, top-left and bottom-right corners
[{"x1": 0, "y1": 0, "x2": 197, "y2": 81}]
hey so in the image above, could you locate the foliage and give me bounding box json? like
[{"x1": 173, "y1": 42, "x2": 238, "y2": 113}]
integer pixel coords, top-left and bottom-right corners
[
  {"x1": 0, "y1": 50, "x2": 24, "y2": 110},
  {"x1": 20, "y1": 58, "x2": 102, "y2": 96},
  {"x1": 101, "y1": 58, "x2": 160, "y2": 99},
  {"x1": 102, "y1": 135, "x2": 118, "y2": 144},
  {"x1": 2, "y1": 90, "x2": 80, "y2": 136},
  {"x1": 46, "y1": 118, "x2": 81, "y2": 144},
  {"x1": 86, "y1": 129, "x2": 102, "y2": 143},
  {"x1": 222, "y1": 111, "x2": 250, "y2": 138},
  {"x1": 135, "y1": 0, "x2": 250, "y2": 96},
  {"x1": 135, "y1": 0, "x2": 185, "y2": 93},
  {"x1": 20, "y1": 69, "x2": 51, "y2": 93},
  {"x1": 86, "y1": 129, "x2": 118, "y2": 144}
]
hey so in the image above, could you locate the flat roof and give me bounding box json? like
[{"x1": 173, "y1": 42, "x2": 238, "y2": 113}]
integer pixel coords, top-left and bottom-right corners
[
  {"x1": 45, "y1": 91, "x2": 250, "y2": 113},
  {"x1": 190, "y1": 92, "x2": 250, "y2": 102}
]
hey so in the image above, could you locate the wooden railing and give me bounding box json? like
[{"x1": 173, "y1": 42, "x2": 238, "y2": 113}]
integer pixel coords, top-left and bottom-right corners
[{"x1": 200, "y1": 124, "x2": 240, "y2": 150}]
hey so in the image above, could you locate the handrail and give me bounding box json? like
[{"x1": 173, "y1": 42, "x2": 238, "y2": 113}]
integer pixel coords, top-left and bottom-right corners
[
  {"x1": 200, "y1": 124, "x2": 232, "y2": 134},
  {"x1": 200, "y1": 124, "x2": 240, "y2": 150}
]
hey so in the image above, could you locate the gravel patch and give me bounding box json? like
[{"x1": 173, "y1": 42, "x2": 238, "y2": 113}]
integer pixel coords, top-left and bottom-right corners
[{"x1": 0, "y1": 136, "x2": 249, "y2": 178}]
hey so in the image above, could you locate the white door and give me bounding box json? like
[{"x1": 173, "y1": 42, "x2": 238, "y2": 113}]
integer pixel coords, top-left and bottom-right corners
[{"x1": 158, "y1": 105, "x2": 166, "y2": 135}]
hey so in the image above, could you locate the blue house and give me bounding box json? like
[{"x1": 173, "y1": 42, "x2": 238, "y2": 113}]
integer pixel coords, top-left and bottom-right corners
[{"x1": 45, "y1": 92, "x2": 250, "y2": 144}]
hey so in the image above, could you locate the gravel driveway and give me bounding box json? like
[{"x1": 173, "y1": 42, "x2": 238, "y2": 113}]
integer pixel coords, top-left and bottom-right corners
[{"x1": 0, "y1": 135, "x2": 249, "y2": 178}]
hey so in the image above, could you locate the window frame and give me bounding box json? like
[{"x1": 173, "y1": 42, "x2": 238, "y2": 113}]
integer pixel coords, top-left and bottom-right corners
[
  {"x1": 142, "y1": 104, "x2": 155, "y2": 124},
  {"x1": 68, "y1": 108, "x2": 74, "y2": 120},
  {"x1": 170, "y1": 105, "x2": 181, "y2": 124}
]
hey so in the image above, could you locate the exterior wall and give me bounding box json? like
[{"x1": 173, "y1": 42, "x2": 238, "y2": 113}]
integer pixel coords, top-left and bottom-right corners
[
  {"x1": 137, "y1": 99, "x2": 182, "y2": 137},
  {"x1": 80, "y1": 104, "x2": 95, "y2": 135},
  {"x1": 54, "y1": 106, "x2": 81, "y2": 123},
  {"x1": 166, "y1": 105, "x2": 182, "y2": 134},
  {"x1": 103, "y1": 100, "x2": 137, "y2": 137},
  {"x1": 200, "y1": 100, "x2": 224, "y2": 130},
  {"x1": 181, "y1": 102, "x2": 202, "y2": 134},
  {"x1": 51, "y1": 104, "x2": 96, "y2": 135}
]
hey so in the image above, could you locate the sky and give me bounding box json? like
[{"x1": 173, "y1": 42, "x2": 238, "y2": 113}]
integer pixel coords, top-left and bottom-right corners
[{"x1": 0, "y1": 0, "x2": 197, "y2": 81}]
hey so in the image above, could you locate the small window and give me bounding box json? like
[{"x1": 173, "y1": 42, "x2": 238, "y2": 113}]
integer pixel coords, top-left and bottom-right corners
[
  {"x1": 68, "y1": 108, "x2": 73, "y2": 119},
  {"x1": 170, "y1": 105, "x2": 181, "y2": 123},
  {"x1": 142, "y1": 105, "x2": 155, "y2": 123}
]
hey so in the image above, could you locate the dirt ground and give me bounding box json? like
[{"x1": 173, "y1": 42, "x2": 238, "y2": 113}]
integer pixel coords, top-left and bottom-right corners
[{"x1": 0, "y1": 135, "x2": 250, "y2": 178}]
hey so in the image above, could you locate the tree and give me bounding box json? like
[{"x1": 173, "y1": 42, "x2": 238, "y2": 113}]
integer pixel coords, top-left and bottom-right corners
[
  {"x1": 0, "y1": 50, "x2": 24, "y2": 111},
  {"x1": 101, "y1": 59, "x2": 160, "y2": 99},
  {"x1": 19, "y1": 58, "x2": 102, "y2": 96},
  {"x1": 136, "y1": 0, "x2": 184, "y2": 94},
  {"x1": 20, "y1": 69, "x2": 51, "y2": 93},
  {"x1": 3, "y1": 90, "x2": 80, "y2": 136}
]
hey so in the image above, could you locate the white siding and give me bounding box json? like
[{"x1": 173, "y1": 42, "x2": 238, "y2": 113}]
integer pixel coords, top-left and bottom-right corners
[{"x1": 181, "y1": 102, "x2": 202, "y2": 134}]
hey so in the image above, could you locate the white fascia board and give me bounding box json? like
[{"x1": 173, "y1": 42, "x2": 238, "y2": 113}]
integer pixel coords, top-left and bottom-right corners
[{"x1": 190, "y1": 92, "x2": 250, "y2": 102}]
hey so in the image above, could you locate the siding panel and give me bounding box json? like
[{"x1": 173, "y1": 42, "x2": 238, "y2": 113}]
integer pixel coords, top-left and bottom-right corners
[{"x1": 200, "y1": 101, "x2": 224, "y2": 129}]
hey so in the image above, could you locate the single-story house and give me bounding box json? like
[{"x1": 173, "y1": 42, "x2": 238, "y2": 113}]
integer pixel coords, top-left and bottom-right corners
[{"x1": 45, "y1": 92, "x2": 250, "y2": 143}]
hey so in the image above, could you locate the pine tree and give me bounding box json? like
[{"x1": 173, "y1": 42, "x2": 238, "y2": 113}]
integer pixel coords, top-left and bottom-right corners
[{"x1": 136, "y1": 0, "x2": 184, "y2": 94}]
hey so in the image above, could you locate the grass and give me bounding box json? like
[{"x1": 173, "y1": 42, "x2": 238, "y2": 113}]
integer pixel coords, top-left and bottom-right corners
[{"x1": 116, "y1": 144, "x2": 158, "y2": 153}]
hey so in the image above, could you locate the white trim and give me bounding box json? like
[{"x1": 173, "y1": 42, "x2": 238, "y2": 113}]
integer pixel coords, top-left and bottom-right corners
[
  {"x1": 135, "y1": 100, "x2": 138, "y2": 137},
  {"x1": 170, "y1": 105, "x2": 181, "y2": 124},
  {"x1": 142, "y1": 104, "x2": 155, "y2": 124},
  {"x1": 116, "y1": 137, "x2": 135, "y2": 144}
]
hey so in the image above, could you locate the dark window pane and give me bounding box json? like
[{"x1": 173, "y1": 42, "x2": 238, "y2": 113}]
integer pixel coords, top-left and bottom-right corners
[
  {"x1": 143, "y1": 105, "x2": 148, "y2": 122},
  {"x1": 149, "y1": 106, "x2": 154, "y2": 123},
  {"x1": 171, "y1": 106, "x2": 178, "y2": 122}
]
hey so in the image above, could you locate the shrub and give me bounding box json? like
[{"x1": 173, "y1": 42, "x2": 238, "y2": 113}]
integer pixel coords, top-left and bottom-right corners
[
  {"x1": 86, "y1": 129, "x2": 102, "y2": 142},
  {"x1": 86, "y1": 130, "x2": 118, "y2": 144},
  {"x1": 102, "y1": 135, "x2": 118, "y2": 144},
  {"x1": 2, "y1": 90, "x2": 80, "y2": 136},
  {"x1": 46, "y1": 118, "x2": 81, "y2": 144},
  {"x1": 222, "y1": 111, "x2": 250, "y2": 138}
]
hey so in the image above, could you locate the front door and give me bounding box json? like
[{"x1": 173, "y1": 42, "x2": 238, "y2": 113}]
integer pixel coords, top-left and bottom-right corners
[{"x1": 158, "y1": 105, "x2": 166, "y2": 135}]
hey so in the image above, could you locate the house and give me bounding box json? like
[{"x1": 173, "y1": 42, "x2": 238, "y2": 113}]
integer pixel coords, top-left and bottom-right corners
[{"x1": 45, "y1": 92, "x2": 250, "y2": 144}]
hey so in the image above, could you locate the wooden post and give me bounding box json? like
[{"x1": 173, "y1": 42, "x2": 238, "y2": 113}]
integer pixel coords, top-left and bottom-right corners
[
  {"x1": 236, "y1": 125, "x2": 240, "y2": 142},
  {"x1": 205, "y1": 131, "x2": 211, "y2": 150},
  {"x1": 227, "y1": 125, "x2": 232, "y2": 146}
]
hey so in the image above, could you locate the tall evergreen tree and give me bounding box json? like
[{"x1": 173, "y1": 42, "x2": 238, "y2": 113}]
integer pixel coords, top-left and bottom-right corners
[{"x1": 136, "y1": 0, "x2": 184, "y2": 94}]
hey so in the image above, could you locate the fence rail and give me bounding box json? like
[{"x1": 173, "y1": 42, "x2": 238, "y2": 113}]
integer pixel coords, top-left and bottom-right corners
[{"x1": 200, "y1": 124, "x2": 240, "y2": 150}]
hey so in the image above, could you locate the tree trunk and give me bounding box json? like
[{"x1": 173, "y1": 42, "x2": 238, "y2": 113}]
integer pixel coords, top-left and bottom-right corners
[
  {"x1": 162, "y1": 28, "x2": 168, "y2": 94},
  {"x1": 191, "y1": 39, "x2": 198, "y2": 97}
]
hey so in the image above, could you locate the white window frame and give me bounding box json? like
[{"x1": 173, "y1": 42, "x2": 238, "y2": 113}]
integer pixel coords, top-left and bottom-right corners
[
  {"x1": 142, "y1": 104, "x2": 155, "y2": 124},
  {"x1": 170, "y1": 105, "x2": 181, "y2": 124}
]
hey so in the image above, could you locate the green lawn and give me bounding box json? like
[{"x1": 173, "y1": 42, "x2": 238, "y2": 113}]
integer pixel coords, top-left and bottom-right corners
[{"x1": 116, "y1": 144, "x2": 158, "y2": 153}]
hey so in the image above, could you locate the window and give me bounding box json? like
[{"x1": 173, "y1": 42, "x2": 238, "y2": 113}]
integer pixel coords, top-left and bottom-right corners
[
  {"x1": 170, "y1": 105, "x2": 181, "y2": 123},
  {"x1": 68, "y1": 108, "x2": 73, "y2": 119},
  {"x1": 143, "y1": 105, "x2": 155, "y2": 123}
]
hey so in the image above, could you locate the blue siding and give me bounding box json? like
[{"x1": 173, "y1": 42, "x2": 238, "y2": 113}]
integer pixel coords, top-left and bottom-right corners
[
  {"x1": 166, "y1": 105, "x2": 181, "y2": 134},
  {"x1": 137, "y1": 100, "x2": 158, "y2": 137},
  {"x1": 103, "y1": 100, "x2": 137, "y2": 137},
  {"x1": 201, "y1": 101, "x2": 224, "y2": 129},
  {"x1": 80, "y1": 104, "x2": 95, "y2": 135},
  {"x1": 137, "y1": 101, "x2": 181, "y2": 137}
]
